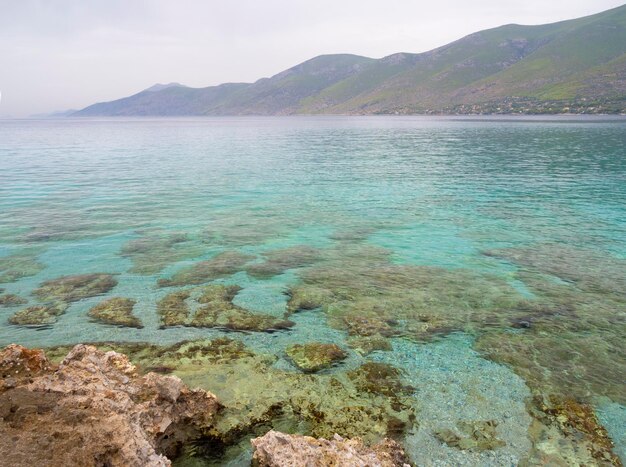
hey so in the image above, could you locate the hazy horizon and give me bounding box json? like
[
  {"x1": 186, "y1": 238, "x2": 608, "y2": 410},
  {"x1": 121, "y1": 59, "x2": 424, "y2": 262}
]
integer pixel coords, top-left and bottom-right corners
[{"x1": 1, "y1": 0, "x2": 624, "y2": 117}]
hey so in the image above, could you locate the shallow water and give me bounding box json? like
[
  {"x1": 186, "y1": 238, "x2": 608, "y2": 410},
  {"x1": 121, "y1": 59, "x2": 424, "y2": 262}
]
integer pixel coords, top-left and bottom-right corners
[{"x1": 1, "y1": 116, "x2": 625, "y2": 464}]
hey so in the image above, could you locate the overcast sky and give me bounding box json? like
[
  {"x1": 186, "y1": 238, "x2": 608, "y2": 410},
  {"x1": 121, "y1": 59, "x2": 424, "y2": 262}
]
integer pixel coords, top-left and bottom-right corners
[{"x1": 0, "y1": 0, "x2": 623, "y2": 116}]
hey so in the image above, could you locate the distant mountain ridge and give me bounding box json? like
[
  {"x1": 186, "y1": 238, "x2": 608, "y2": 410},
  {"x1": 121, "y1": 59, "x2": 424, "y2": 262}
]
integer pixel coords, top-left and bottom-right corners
[{"x1": 74, "y1": 5, "x2": 626, "y2": 116}]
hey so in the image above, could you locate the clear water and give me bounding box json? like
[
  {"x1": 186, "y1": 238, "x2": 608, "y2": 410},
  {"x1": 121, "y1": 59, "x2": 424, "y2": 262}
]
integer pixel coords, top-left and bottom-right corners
[{"x1": 1, "y1": 116, "x2": 625, "y2": 463}]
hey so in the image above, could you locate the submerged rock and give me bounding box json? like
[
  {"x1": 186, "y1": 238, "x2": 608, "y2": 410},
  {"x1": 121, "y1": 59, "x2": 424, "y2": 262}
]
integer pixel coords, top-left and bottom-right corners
[
  {"x1": 285, "y1": 285, "x2": 335, "y2": 316},
  {"x1": 434, "y1": 420, "x2": 506, "y2": 451},
  {"x1": 33, "y1": 273, "x2": 117, "y2": 302},
  {"x1": 246, "y1": 245, "x2": 321, "y2": 279},
  {"x1": 0, "y1": 251, "x2": 46, "y2": 283},
  {"x1": 8, "y1": 302, "x2": 68, "y2": 326},
  {"x1": 157, "y1": 290, "x2": 192, "y2": 327},
  {"x1": 157, "y1": 251, "x2": 254, "y2": 287},
  {"x1": 525, "y1": 395, "x2": 622, "y2": 465},
  {"x1": 484, "y1": 243, "x2": 626, "y2": 296},
  {"x1": 0, "y1": 293, "x2": 28, "y2": 307},
  {"x1": 0, "y1": 344, "x2": 221, "y2": 466},
  {"x1": 348, "y1": 362, "x2": 414, "y2": 399},
  {"x1": 121, "y1": 231, "x2": 205, "y2": 275},
  {"x1": 157, "y1": 285, "x2": 294, "y2": 332},
  {"x1": 285, "y1": 342, "x2": 347, "y2": 373},
  {"x1": 88, "y1": 297, "x2": 142, "y2": 328},
  {"x1": 251, "y1": 430, "x2": 410, "y2": 467},
  {"x1": 191, "y1": 284, "x2": 294, "y2": 332},
  {"x1": 347, "y1": 335, "x2": 393, "y2": 356}
]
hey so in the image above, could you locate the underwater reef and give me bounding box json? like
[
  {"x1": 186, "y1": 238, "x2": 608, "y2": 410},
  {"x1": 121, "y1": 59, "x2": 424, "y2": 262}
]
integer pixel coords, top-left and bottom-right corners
[
  {"x1": 37, "y1": 336, "x2": 623, "y2": 466},
  {"x1": 7, "y1": 273, "x2": 119, "y2": 327},
  {"x1": 0, "y1": 233, "x2": 623, "y2": 464}
]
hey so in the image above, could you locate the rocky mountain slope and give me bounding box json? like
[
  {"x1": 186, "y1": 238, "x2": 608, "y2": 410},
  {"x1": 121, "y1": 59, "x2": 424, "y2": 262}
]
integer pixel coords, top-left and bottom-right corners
[{"x1": 74, "y1": 5, "x2": 626, "y2": 116}]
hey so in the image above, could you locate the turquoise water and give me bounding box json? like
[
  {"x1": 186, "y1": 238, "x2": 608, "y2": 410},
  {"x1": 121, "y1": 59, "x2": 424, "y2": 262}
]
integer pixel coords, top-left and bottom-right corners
[{"x1": 1, "y1": 116, "x2": 625, "y2": 463}]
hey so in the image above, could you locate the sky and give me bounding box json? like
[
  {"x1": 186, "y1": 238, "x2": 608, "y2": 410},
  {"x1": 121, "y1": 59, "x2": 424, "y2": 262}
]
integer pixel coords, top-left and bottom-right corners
[{"x1": 0, "y1": 0, "x2": 624, "y2": 116}]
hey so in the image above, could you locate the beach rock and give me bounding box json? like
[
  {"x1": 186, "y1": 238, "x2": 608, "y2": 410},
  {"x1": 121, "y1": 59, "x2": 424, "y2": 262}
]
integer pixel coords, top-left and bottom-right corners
[
  {"x1": 33, "y1": 273, "x2": 117, "y2": 302},
  {"x1": 0, "y1": 344, "x2": 221, "y2": 467},
  {"x1": 251, "y1": 430, "x2": 411, "y2": 467},
  {"x1": 88, "y1": 297, "x2": 143, "y2": 328},
  {"x1": 0, "y1": 344, "x2": 51, "y2": 388},
  {"x1": 285, "y1": 342, "x2": 347, "y2": 372}
]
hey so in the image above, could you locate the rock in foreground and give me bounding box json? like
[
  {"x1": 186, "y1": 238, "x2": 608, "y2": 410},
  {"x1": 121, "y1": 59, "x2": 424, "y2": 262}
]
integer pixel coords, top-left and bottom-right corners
[
  {"x1": 0, "y1": 344, "x2": 220, "y2": 466},
  {"x1": 251, "y1": 430, "x2": 410, "y2": 467}
]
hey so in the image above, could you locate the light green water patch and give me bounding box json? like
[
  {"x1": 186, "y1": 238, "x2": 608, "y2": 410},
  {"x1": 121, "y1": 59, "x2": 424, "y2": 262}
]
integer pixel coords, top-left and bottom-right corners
[
  {"x1": 251, "y1": 224, "x2": 336, "y2": 252},
  {"x1": 368, "y1": 222, "x2": 478, "y2": 269},
  {"x1": 37, "y1": 233, "x2": 132, "y2": 277},
  {"x1": 230, "y1": 273, "x2": 296, "y2": 316}
]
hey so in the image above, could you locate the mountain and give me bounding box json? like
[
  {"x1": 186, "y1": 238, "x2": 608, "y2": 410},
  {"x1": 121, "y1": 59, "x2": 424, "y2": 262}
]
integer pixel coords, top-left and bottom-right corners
[
  {"x1": 74, "y1": 5, "x2": 626, "y2": 116},
  {"x1": 143, "y1": 83, "x2": 187, "y2": 92},
  {"x1": 30, "y1": 109, "x2": 78, "y2": 118}
]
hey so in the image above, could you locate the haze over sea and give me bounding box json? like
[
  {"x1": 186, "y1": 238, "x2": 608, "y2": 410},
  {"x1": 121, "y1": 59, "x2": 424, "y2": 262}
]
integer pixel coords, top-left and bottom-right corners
[{"x1": 0, "y1": 116, "x2": 624, "y2": 464}]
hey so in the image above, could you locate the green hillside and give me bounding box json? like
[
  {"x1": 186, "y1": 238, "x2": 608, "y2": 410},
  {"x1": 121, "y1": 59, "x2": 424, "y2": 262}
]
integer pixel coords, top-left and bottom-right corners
[{"x1": 74, "y1": 5, "x2": 626, "y2": 116}]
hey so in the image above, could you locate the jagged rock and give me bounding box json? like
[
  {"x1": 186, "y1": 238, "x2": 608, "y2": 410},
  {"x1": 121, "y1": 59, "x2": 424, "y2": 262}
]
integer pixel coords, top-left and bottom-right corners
[
  {"x1": 285, "y1": 342, "x2": 347, "y2": 373},
  {"x1": 0, "y1": 344, "x2": 220, "y2": 467},
  {"x1": 251, "y1": 430, "x2": 410, "y2": 467},
  {"x1": 0, "y1": 344, "x2": 51, "y2": 389}
]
